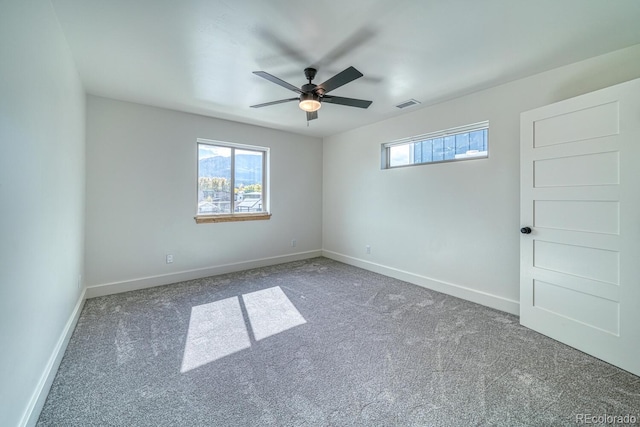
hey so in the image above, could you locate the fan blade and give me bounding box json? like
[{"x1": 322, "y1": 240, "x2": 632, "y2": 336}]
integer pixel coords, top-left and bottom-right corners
[
  {"x1": 306, "y1": 111, "x2": 318, "y2": 121},
  {"x1": 256, "y1": 27, "x2": 312, "y2": 67},
  {"x1": 322, "y1": 95, "x2": 372, "y2": 109},
  {"x1": 253, "y1": 71, "x2": 302, "y2": 94},
  {"x1": 250, "y1": 98, "x2": 298, "y2": 108},
  {"x1": 318, "y1": 28, "x2": 375, "y2": 67},
  {"x1": 317, "y1": 66, "x2": 363, "y2": 94}
]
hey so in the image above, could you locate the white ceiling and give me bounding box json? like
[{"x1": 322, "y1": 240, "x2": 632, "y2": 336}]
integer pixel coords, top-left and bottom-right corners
[{"x1": 51, "y1": 0, "x2": 640, "y2": 137}]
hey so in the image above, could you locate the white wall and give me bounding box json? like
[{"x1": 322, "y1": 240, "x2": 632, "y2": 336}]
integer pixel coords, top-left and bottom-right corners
[
  {"x1": 323, "y1": 44, "x2": 640, "y2": 314},
  {"x1": 85, "y1": 96, "x2": 322, "y2": 293},
  {"x1": 0, "y1": 1, "x2": 86, "y2": 426}
]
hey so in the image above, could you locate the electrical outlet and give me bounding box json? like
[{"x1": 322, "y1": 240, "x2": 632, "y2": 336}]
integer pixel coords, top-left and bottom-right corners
[
  {"x1": 366, "y1": 245, "x2": 371, "y2": 254},
  {"x1": 166, "y1": 254, "x2": 174, "y2": 264},
  {"x1": 77, "y1": 274, "x2": 82, "y2": 289},
  {"x1": 291, "y1": 239, "x2": 297, "y2": 248}
]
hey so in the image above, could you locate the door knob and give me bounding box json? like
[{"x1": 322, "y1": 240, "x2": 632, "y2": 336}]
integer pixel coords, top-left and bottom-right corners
[{"x1": 520, "y1": 227, "x2": 532, "y2": 234}]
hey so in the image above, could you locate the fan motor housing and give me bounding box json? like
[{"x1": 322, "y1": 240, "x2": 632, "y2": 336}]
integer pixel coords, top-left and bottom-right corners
[{"x1": 301, "y1": 83, "x2": 317, "y2": 94}]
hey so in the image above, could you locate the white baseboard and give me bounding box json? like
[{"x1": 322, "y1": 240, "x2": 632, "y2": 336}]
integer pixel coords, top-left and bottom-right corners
[
  {"x1": 86, "y1": 250, "x2": 323, "y2": 298},
  {"x1": 322, "y1": 250, "x2": 519, "y2": 315},
  {"x1": 21, "y1": 288, "x2": 86, "y2": 427}
]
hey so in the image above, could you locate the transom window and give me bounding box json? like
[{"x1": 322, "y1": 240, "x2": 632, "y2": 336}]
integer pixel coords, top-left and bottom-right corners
[
  {"x1": 382, "y1": 121, "x2": 489, "y2": 169},
  {"x1": 196, "y1": 139, "x2": 270, "y2": 223}
]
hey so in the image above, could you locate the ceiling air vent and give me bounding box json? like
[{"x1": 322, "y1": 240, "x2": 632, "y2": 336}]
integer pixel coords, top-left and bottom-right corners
[{"x1": 395, "y1": 99, "x2": 421, "y2": 109}]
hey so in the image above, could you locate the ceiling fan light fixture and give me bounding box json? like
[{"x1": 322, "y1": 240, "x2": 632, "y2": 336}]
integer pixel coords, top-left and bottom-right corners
[{"x1": 299, "y1": 93, "x2": 321, "y2": 112}]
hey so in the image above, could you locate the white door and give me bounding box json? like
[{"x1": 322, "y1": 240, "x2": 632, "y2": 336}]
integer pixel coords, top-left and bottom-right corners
[{"x1": 520, "y1": 78, "x2": 640, "y2": 377}]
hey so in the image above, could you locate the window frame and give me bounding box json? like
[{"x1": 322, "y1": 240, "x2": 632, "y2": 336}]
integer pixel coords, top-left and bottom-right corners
[
  {"x1": 195, "y1": 138, "x2": 271, "y2": 224},
  {"x1": 381, "y1": 121, "x2": 489, "y2": 169}
]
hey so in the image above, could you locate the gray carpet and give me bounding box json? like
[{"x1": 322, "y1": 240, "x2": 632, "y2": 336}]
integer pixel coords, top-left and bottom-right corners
[{"x1": 37, "y1": 258, "x2": 640, "y2": 426}]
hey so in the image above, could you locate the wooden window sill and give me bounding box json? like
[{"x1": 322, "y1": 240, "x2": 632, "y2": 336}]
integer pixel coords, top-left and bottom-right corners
[{"x1": 194, "y1": 213, "x2": 272, "y2": 224}]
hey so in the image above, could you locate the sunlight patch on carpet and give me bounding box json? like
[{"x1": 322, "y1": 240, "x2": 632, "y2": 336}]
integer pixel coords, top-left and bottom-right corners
[
  {"x1": 180, "y1": 296, "x2": 250, "y2": 373},
  {"x1": 243, "y1": 286, "x2": 307, "y2": 341},
  {"x1": 181, "y1": 286, "x2": 306, "y2": 372}
]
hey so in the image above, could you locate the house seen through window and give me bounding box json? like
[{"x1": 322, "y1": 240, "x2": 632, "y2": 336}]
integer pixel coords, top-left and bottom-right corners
[{"x1": 196, "y1": 139, "x2": 269, "y2": 222}]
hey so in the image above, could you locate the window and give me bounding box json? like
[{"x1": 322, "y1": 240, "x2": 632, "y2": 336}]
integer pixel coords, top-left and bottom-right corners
[
  {"x1": 196, "y1": 139, "x2": 270, "y2": 223},
  {"x1": 382, "y1": 121, "x2": 489, "y2": 169}
]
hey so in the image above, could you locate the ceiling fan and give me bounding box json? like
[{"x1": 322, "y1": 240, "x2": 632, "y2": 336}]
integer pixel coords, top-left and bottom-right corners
[{"x1": 250, "y1": 66, "x2": 372, "y2": 121}]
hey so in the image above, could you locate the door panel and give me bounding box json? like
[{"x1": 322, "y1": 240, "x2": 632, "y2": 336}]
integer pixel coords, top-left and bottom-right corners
[
  {"x1": 520, "y1": 77, "x2": 640, "y2": 376},
  {"x1": 533, "y1": 101, "x2": 619, "y2": 147},
  {"x1": 534, "y1": 200, "x2": 619, "y2": 234},
  {"x1": 533, "y1": 151, "x2": 619, "y2": 187},
  {"x1": 533, "y1": 280, "x2": 619, "y2": 334}
]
